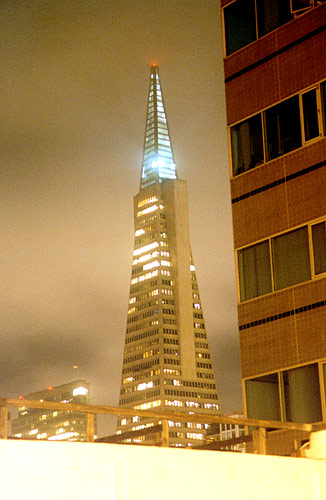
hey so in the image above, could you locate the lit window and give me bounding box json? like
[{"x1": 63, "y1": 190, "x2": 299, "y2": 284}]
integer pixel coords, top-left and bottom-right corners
[
  {"x1": 135, "y1": 229, "x2": 145, "y2": 237},
  {"x1": 134, "y1": 400, "x2": 162, "y2": 410},
  {"x1": 143, "y1": 260, "x2": 160, "y2": 271},
  {"x1": 137, "y1": 205, "x2": 158, "y2": 217},
  {"x1": 137, "y1": 381, "x2": 153, "y2": 391},
  {"x1": 133, "y1": 242, "x2": 159, "y2": 256},
  {"x1": 137, "y1": 196, "x2": 158, "y2": 208}
]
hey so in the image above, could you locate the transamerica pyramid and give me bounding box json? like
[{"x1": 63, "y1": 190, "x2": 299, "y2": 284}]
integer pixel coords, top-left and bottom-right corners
[{"x1": 117, "y1": 65, "x2": 220, "y2": 447}]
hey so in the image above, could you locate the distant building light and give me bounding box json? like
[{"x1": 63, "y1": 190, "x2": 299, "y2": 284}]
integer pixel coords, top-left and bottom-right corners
[
  {"x1": 73, "y1": 387, "x2": 88, "y2": 397},
  {"x1": 48, "y1": 387, "x2": 54, "y2": 391},
  {"x1": 48, "y1": 432, "x2": 78, "y2": 441}
]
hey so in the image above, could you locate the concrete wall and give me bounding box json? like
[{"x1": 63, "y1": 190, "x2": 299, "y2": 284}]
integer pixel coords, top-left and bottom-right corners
[{"x1": 1, "y1": 439, "x2": 326, "y2": 500}]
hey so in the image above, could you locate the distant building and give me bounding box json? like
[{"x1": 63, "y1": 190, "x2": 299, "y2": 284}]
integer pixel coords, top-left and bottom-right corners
[
  {"x1": 207, "y1": 413, "x2": 245, "y2": 452},
  {"x1": 221, "y1": 0, "x2": 326, "y2": 439},
  {"x1": 117, "y1": 65, "x2": 220, "y2": 447},
  {"x1": 11, "y1": 380, "x2": 95, "y2": 441}
]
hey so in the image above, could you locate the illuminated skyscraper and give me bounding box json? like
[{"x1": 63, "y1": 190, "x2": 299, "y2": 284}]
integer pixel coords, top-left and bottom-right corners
[{"x1": 117, "y1": 65, "x2": 219, "y2": 447}]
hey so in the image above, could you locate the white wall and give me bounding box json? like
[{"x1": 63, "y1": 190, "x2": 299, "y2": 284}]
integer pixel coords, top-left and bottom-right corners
[{"x1": 1, "y1": 439, "x2": 326, "y2": 500}]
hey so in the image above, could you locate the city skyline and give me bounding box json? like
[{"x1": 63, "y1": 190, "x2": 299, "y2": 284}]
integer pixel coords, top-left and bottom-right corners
[{"x1": 1, "y1": 0, "x2": 241, "y2": 434}]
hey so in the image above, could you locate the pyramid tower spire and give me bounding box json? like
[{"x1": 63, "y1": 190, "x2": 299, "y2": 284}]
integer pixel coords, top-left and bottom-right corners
[
  {"x1": 141, "y1": 65, "x2": 177, "y2": 189},
  {"x1": 117, "y1": 66, "x2": 220, "y2": 447}
]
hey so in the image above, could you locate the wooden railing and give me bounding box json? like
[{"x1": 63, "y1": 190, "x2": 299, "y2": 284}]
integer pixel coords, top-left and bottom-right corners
[{"x1": 1, "y1": 397, "x2": 324, "y2": 453}]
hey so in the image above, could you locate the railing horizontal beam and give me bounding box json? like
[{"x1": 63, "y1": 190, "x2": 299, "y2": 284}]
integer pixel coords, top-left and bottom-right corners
[{"x1": 0, "y1": 397, "x2": 321, "y2": 433}]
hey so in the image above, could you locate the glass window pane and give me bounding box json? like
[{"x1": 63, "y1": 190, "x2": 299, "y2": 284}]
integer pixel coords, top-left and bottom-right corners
[
  {"x1": 257, "y1": 0, "x2": 292, "y2": 37},
  {"x1": 265, "y1": 95, "x2": 302, "y2": 160},
  {"x1": 246, "y1": 374, "x2": 281, "y2": 421},
  {"x1": 312, "y1": 221, "x2": 326, "y2": 275},
  {"x1": 224, "y1": 0, "x2": 256, "y2": 56},
  {"x1": 283, "y1": 364, "x2": 322, "y2": 423},
  {"x1": 302, "y1": 89, "x2": 319, "y2": 141},
  {"x1": 231, "y1": 114, "x2": 264, "y2": 176},
  {"x1": 321, "y1": 81, "x2": 326, "y2": 135},
  {"x1": 272, "y1": 227, "x2": 311, "y2": 290},
  {"x1": 238, "y1": 241, "x2": 272, "y2": 301}
]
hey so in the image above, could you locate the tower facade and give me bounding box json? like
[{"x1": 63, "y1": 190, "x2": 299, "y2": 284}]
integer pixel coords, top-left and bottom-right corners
[
  {"x1": 117, "y1": 65, "x2": 219, "y2": 447},
  {"x1": 221, "y1": 0, "x2": 326, "y2": 444}
]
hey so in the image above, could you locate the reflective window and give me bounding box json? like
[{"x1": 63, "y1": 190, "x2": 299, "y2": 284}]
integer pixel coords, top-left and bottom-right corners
[
  {"x1": 231, "y1": 113, "x2": 264, "y2": 176},
  {"x1": 246, "y1": 373, "x2": 281, "y2": 421},
  {"x1": 302, "y1": 88, "x2": 320, "y2": 141},
  {"x1": 256, "y1": 0, "x2": 292, "y2": 37},
  {"x1": 238, "y1": 240, "x2": 272, "y2": 301},
  {"x1": 283, "y1": 364, "x2": 322, "y2": 423},
  {"x1": 224, "y1": 0, "x2": 256, "y2": 55},
  {"x1": 312, "y1": 221, "x2": 326, "y2": 275},
  {"x1": 272, "y1": 227, "x2": 311, "y2": 290},
  {"x1": 265, "y1": 95, "x2": 302, "y2": 160}
]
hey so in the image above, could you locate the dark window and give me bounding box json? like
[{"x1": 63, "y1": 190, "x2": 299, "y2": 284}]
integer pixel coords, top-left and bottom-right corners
[
  {"x1": 231, "y1": 114, "x2": 264, "y2": 176},
  {"x1": 246, "y1": 373, "x2": 281, "y2": 421},
  {"x1": 302, "y1": 88, "x2": 320, "y2": 141},
  {"x1": 257, "y1": 0, "x2": 292, "y2": 37},
  {"x1": 291, "y1": 0, "x2": 312, "y2": 14},
  {"x1": 238, "y1": 241, "x2": 272, "y2": 301},
  {"x1": 312, "y1": 221, "x2": 326, "y2": 275},
  {"x1": 224, "y1": 0, "x2": 256, "y2": 55},
  {"x1": 272, "y1": 227, "x2": 311, "y2": 290},
  {"x1": 283, "y1": 364, "x2": 322, "y2": 423},
  {"x1": 265, "y1": 95, "x2": 302, "y2": 160}
]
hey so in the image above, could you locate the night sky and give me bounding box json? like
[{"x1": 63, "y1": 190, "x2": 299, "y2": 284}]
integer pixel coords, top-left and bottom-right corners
[{"x1": 1, "y1": 0, "x2": 241, "y2": 435}]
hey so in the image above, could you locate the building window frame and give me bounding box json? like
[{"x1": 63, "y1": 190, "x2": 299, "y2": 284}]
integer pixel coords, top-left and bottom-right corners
[
  {"x1": 244, "y1": 360, "x2": 326, "y2": 423},
  {"x1": 229, "y1": 81, "x2": 326, "y2": 178},
  {"x1": 237, "y1": 218, "x2": 326, "y2": 302},
  {"x1": 222, "y1": 0, "x2": 319, "y2": 57}
]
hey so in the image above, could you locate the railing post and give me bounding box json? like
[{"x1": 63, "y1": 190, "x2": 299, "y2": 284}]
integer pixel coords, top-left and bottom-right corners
[
  {"x1": 86, "y1": 413, "x2": 95, "y2": 443},
  {"x1": 0, "y1": 406, "x2": 8, "y2": 439},
  {"x1": 161, "y1": 419, "x2": 169, "y2": 447},
  {"x1": 252, "y1": 427, "x2": 267, "y2": 455}
]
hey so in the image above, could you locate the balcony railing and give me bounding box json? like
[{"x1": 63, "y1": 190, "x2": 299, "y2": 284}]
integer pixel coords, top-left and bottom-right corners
[{"x1": 1, "y1": 397, "x2": 324, "y2": 454}]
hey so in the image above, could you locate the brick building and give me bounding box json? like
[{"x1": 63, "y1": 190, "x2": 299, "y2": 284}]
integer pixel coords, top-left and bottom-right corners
[{"x1": 220, "y1": 0, "x2": 326, "y2": 429}]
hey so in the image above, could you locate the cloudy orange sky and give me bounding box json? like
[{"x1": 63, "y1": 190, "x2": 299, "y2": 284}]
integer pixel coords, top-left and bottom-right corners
[{"x1": 1, "y1": 0, "x2": 241, "y2": 435}]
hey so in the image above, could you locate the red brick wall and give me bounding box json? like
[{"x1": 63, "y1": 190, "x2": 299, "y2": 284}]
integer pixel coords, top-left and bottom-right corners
[{"x1": 231, "y1": 140, "x2": 326, "y2": 248}]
